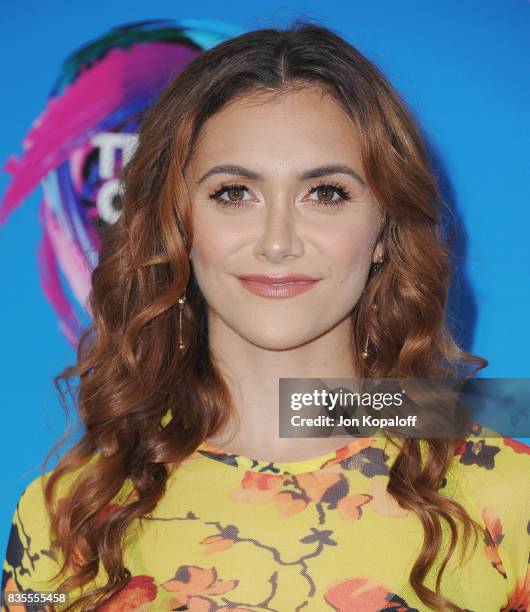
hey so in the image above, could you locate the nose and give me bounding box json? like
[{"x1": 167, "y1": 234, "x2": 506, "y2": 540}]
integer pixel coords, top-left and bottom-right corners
[{"x1": 252, "y1": 196, "x2": 305, "y2": 263}]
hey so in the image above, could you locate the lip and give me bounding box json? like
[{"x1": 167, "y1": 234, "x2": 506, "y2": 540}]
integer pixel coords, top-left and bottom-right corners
[
  {"x1": 236, "y1": 274, "x2": 321, "y2": 299},
  {"x1": 237, "y1": 273, "x2": 319, "y2": 283}
]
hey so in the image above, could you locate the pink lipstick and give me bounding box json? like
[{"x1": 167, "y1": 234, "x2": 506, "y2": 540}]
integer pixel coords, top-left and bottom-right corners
[{"x1": 236, "y1": 274, "x2": 321, "y2": 299}]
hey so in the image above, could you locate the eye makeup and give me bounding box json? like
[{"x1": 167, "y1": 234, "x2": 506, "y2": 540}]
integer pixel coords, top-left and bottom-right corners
[{"x1": 208, "y1": 180, "x2": 352, "y2": 209}]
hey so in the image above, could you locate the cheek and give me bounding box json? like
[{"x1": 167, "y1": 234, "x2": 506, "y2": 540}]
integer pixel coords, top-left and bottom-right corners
[
  {"x1": 323, "y1": 228, "x2": 375, "y2": 283},
  {"x1": 190, "y1": 212, "x2": 244, "y2": 269}
]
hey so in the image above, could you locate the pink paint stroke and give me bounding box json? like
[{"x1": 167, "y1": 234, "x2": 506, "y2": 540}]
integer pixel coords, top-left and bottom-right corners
[{"x1": 1, "y1": 42, "x2": 200, "y2": 224}]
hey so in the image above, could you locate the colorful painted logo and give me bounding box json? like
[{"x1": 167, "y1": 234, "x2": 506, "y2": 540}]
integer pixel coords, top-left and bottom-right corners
[{"x1": 0, "y1": 19, "x2": 242, "y2": 346}]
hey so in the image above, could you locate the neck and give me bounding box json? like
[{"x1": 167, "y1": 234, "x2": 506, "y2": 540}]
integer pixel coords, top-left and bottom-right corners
[{"x1": 205, "y1": 311, "x2": 359, "y2": 460}]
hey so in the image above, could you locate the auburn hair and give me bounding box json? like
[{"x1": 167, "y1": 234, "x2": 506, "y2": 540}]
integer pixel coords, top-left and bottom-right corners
[{"x1": 41, "y1": 19, "x2": 488, "y2": 611}]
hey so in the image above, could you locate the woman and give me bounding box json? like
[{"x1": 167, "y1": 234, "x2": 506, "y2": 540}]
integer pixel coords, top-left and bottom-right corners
[{"x1": 2, "y1": 21, "x2": 529, "y2": 612}]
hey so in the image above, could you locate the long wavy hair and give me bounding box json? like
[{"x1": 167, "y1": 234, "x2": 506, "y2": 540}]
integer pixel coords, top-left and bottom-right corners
[{"x1": 41, "y1": 20, "x2": 488, "y2": 611}]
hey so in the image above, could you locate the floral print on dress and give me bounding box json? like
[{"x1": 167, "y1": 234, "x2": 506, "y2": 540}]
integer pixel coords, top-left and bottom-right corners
[
  {"x1": 161, "y1": 565, "x2": 241, "y2": 611},
  {"x1": 501, "y1": 566, "x2": 530, "y2": 612},
  {"x1": 456, "y1": 439, "x2": 501, "y2": 469},
  {"x1": 99, "y1": 575, "x2": 158, "y2": 611},
  {"x1": 331, "y1": 445, "x2": 390, "y2": 478},
  {"x1": 229, "y1": 470, "x2": 374, "y2": 525},
  {"x1": 368, "y1": 479, "x2": 410, "y2": 519},
  {"x1": 2, "y1": 431, "x2": 528, "y2": 611},
  {"x1": 481, "y1": 507, "x2": 507, "y2": 579},
  {"x1": 323, "y1": 577, "x2": 419, "y2": 611}
]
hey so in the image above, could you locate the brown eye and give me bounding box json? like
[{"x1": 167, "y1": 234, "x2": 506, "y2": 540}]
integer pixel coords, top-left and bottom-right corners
[
  {"x1": 227, "y1": 187, "x2": 244, "y2": 202},
  {"x1": 316, "y1": 186, "x2": 335, "y2": 202},
  {"x1": 305, "y1": 183, "x2": 350, "y2": 208},
  {"x1": 209, "y1": 184, "x2": 252, "y2": 208}
]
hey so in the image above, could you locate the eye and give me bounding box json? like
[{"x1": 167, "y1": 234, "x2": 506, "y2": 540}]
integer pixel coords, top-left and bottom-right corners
[
  {"x1": 208, "y1": 181, "x2": 352, "y2": 209},
  {"x1": 208, "y1": 183, "x2": 254, "y2": 208},
  {"x1": 305, "y1": 182, "x2": 351, "y2": 208}
]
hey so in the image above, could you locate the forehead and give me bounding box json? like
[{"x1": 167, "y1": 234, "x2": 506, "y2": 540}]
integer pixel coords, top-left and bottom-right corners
[{"x1": 189, "y1": 87, "x2": 362, "y2": 175}]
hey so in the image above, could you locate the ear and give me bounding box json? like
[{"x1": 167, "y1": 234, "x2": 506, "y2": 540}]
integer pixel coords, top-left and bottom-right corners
[{"x1": 372, "y1": 240, "x2": 384, "y2": 263}]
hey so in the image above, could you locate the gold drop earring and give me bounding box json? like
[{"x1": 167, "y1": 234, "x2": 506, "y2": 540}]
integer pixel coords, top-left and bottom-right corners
[
  {"x1": 178, "y1": 293, "x2": 187, "y2": 351},
  {"x1": 361, "y1": 257, "x2": 384, "y2": 360},
  {"x1": 361, "y1": 302, "x2": 377, "y2": 360}
]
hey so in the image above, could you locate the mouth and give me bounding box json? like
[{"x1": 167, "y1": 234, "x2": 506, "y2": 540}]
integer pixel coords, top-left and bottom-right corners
[
  {"x1": 235, "y1": 274, "x2": 321, "y2": 299},
  {"x1": 237, "y1": 274, "x2": 320, "y2": 284}
]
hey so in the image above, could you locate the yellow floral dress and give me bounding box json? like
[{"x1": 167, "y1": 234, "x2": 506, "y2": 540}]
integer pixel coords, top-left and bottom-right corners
[{"x1": 2, "y1": 424, "x2": 529, "y2": 611}]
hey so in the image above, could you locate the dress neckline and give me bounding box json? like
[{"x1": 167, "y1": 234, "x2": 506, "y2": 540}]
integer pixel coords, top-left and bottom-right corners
[{"x1": 195, "y1": 436, "x2": 389, "y2": 475}]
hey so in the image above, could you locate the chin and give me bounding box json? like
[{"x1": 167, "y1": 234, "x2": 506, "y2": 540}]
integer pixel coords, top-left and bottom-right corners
[{"x1": 242, "y1": 329, "x2": 318, "y2": 351}]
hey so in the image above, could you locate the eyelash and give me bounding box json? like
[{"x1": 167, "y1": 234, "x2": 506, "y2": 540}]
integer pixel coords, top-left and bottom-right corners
[{"x1": 208, "y1": 181, "x2": 351, "y2": 209}]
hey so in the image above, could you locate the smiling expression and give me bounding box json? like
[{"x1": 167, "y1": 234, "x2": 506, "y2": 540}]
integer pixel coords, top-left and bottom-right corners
[{"x1": 184, "y1": 86, "x2": 384, "y2": 350}]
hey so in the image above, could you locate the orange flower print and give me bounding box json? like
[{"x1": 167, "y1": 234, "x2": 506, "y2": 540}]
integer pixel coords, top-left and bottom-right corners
[
  {"x1": 296, "y1": 471, "x2": 345, "y2": 504},
  {"x1": 99, "y1": 575, "x2": 157, "y2": 611},
  {"x1": 273, "y1": 489, "x2": 309, "y2": 516},
  {"x1": 229, "y1": 472, "x2": 285, "y2": 504},
  {"x1": 481, "y1": 506, "x2": 507, "y2": 578},
  {"x1": 501, "y1": 566, "x2": 530, "y2": 611},
  {"x1": 322, "y1": 438, "x2": 374, "y2": 467},
  {"x1": 200, "y1": 526, "x2": 237, "y2": 554},
  {"x1": 230, "y1": 471, "x2": 310, "y2": 516},
  {"x1": 336, "y1": 493, "x2": 372, "y2": 522},
  {"x1": 230, "y1": 469, "x2": 376, "y2": 524},
  {"x1": 161, "y1": 565, "x2": 239, "y2": 610},
  {"x1": 324, "y1": 576, "x2": 419, "y2": 611},
  {"x1": 368, "y1": 479, "x2": 410, "y2": 518}
]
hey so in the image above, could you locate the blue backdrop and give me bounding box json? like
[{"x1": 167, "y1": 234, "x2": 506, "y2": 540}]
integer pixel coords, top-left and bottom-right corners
[{"x1": 1, "y1": 0, "x2": 529, "y2": 560}]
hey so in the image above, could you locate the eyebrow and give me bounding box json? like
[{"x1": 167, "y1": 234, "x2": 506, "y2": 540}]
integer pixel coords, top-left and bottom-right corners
[{"x1": 196, "y1": 164, "x2": 366, "y2": 187}]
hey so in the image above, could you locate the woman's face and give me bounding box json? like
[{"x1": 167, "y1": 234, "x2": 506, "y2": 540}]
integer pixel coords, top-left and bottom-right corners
[{"x1": 184, "y1": 87, "x2": 384, "y2": 350}]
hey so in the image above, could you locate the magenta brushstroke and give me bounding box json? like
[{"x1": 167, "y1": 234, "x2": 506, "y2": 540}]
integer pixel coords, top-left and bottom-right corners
[{"x1": 0, "y1": 42, "x2": 200, "y2": 225}]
